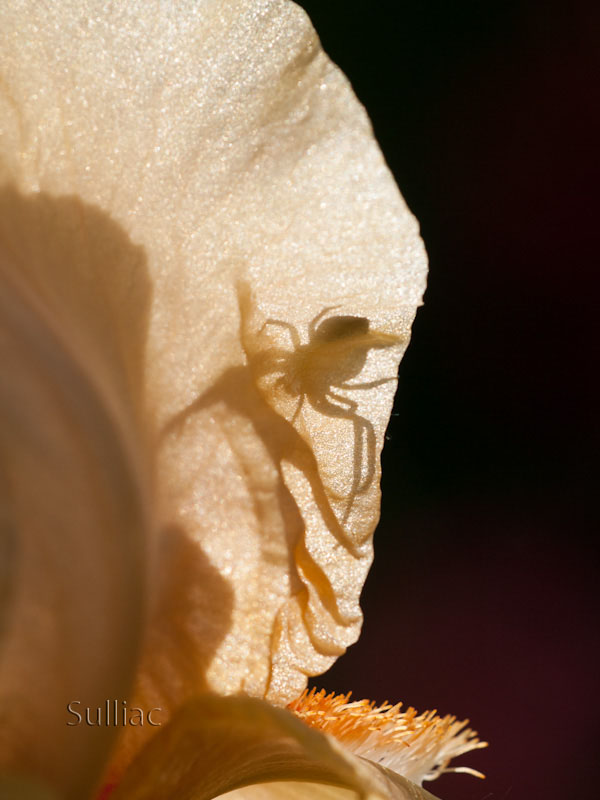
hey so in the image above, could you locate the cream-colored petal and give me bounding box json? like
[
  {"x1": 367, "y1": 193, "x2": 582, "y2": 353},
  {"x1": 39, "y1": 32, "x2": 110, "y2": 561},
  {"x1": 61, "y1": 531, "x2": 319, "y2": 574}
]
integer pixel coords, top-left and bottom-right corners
[
  {"x1": 110, "y1": 695, "x2": 439, "y2": 800},
  {"x1": 221, "y1": 779, "x2": 438, "y2": 800},
  {"x1": 0, "y1": 254, "x2": 150, "y2": 798},
  {"x1": 1, "y1": 0, "x2": 427, "y2": 721},
  {"x1": 222, "y1": 783, "x2": 360, "y2": 800},
  {"x1": 222, "y1": 775, "x2": 441, "y2": 800}
]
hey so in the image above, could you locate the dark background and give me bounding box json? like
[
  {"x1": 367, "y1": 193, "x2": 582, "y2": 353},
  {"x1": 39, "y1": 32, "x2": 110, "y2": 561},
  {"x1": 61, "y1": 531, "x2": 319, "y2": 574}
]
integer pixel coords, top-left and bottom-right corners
[{"x1": 299, "y1": 2, "x2": 599, "y2": 799}]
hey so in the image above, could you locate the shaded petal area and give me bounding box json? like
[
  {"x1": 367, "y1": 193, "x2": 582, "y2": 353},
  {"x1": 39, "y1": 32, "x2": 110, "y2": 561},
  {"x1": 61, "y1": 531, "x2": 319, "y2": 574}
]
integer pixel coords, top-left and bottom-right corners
[
  {"x1": 0, "y1": 775, "x2": 59, "y2": 800},
  {"x1": 0, "y1": 241, "x2": 150, "y2": 799},
  {"x1": 111, "y1": 695, "x2": 440, "y2": 800}
]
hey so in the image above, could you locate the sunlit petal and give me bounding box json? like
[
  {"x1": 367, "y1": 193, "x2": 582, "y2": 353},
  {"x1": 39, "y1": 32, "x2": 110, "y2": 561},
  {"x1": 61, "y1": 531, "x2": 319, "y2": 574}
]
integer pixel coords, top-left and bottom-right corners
[{"x1": 1, "y1": 2, "x2": 427, "y2": 759}]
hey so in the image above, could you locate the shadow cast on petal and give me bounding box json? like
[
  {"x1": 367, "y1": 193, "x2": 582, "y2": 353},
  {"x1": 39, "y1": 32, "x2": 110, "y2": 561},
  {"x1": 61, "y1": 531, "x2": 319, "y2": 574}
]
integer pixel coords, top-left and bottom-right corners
[
  {"x1": 162, "y1": 364, "x2": 356, "y2": 655},
  {"x1": 0, "y1": 185, "x2": 154, "y2": 799},
  {"x1": 0, "y1": 184, "x2": 152, "y2": 426}
]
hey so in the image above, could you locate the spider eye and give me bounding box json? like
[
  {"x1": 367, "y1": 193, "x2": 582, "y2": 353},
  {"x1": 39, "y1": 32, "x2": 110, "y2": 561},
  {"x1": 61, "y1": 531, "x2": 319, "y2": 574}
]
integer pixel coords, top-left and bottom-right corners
[{"x1": 314, "y1": 315, "x2": 369, "y2": 342}]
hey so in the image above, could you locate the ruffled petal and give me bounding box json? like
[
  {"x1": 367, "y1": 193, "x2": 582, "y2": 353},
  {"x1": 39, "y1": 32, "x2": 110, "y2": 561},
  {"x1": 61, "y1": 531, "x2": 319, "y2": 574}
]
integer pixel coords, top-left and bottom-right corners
[
  {"x1": 110, "y1": 695, "x2": 440, "y2": 800},
  {"x1": 0, "y1": 250, "x2": 150, "y2": 798},
  {"x1": 1, "y1": 0, "x2": 427, "y2": 733}
]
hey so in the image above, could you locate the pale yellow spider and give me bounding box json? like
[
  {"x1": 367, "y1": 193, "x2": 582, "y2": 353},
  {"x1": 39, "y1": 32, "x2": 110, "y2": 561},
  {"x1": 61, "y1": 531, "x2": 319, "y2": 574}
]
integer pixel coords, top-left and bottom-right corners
[{"x1": 238, "y1": 282, "x2": 403, "y2": 521}]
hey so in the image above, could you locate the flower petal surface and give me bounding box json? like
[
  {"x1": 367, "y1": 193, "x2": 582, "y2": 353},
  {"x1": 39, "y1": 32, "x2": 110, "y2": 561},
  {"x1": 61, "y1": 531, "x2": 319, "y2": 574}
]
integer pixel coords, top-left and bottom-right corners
[{"x1": 1, "y1": 0, "x2": 427, "y2": 733}]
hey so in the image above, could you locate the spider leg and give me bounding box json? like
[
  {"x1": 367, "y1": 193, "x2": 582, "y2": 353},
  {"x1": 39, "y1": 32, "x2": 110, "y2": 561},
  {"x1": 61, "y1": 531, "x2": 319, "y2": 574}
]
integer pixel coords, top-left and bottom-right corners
[
  {"x1": 291, "y1": 394, "x2": 305, "y2": 425},
  {"x1": 310, "y1": 390, "x2": 358, "y2": 416},
  {"x1": 338, "y1": 400, "x2": 377, "y2": 520},
  {"x1": 308, "y1": 304, "x2": 343, "y2": 339},
  {"x1": 310, "y1": 391, "x2": 376, "y2": 522},
  {"x1": 260, "y1": 318, "x2": 302, "y2": 350},
  {"x1": 340, "y1": 376, "x2": 398, "y2": 390},
  {"x1": 250, "y1": 348, "x2": 292, "y2": 380}
]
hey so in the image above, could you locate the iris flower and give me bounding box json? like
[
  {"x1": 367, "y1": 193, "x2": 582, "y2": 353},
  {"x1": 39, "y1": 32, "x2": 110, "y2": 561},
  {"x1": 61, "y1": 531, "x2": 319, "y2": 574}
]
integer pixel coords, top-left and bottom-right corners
[{"x1": 0, "y1": 1, "x2": 485, "y2": 799}]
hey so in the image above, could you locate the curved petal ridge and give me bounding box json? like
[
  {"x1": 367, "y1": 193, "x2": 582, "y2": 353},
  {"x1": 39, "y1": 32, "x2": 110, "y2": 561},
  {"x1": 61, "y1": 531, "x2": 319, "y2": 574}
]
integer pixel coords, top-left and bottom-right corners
[{"x1": 0, "y1": 241, "x2": 150, "y2": 799}]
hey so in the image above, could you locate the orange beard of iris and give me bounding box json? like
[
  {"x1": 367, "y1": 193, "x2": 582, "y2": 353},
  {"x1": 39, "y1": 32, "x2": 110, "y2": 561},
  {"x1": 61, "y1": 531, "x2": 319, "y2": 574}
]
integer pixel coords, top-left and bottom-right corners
[{"x1": 288, "y1": 687, "x2": 486, "y2": 780}]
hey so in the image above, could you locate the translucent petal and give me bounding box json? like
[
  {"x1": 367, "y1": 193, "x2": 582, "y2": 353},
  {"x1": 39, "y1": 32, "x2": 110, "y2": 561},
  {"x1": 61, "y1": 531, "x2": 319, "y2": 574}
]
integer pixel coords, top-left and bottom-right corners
[
  {"x1": 1, "y1": 0, "x2": 427, "y2": 735},
  {"x1": 110, "y1": 696, "x2": 440, "y2": 800}
]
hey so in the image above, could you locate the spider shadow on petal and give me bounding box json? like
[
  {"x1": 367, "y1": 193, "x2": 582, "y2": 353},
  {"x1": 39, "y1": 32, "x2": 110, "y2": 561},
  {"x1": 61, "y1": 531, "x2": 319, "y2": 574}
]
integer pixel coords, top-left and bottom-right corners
[
  {"x1": 237, "y1": 281, "x2": 403, "y2": 522},
  {"x1": 160, "y1": 362, "x2": 365, "y2": 694},
  {"x1": 158, "y1": 281, "x2": 405, "y2": 694}
]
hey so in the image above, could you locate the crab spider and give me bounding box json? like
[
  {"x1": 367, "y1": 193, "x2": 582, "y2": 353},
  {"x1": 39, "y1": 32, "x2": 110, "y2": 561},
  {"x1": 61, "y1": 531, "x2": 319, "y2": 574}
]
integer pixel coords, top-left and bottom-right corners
[{"x1": 238, "y1": 282, "x2": 403, "y2": 522}]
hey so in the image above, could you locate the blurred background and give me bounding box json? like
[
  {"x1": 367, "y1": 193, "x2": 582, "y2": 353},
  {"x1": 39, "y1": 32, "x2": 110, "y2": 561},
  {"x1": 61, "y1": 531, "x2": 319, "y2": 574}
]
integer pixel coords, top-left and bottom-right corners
[{"x1": 299, "y1": 2, "x2": 599, "y2": 799}]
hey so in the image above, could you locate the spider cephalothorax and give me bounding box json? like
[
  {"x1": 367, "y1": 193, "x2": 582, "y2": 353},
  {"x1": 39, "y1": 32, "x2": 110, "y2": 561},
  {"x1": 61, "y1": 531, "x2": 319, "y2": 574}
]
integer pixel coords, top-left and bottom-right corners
[{"x1": 238, "y1": 282, "x2": 403, "y2": 521}]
